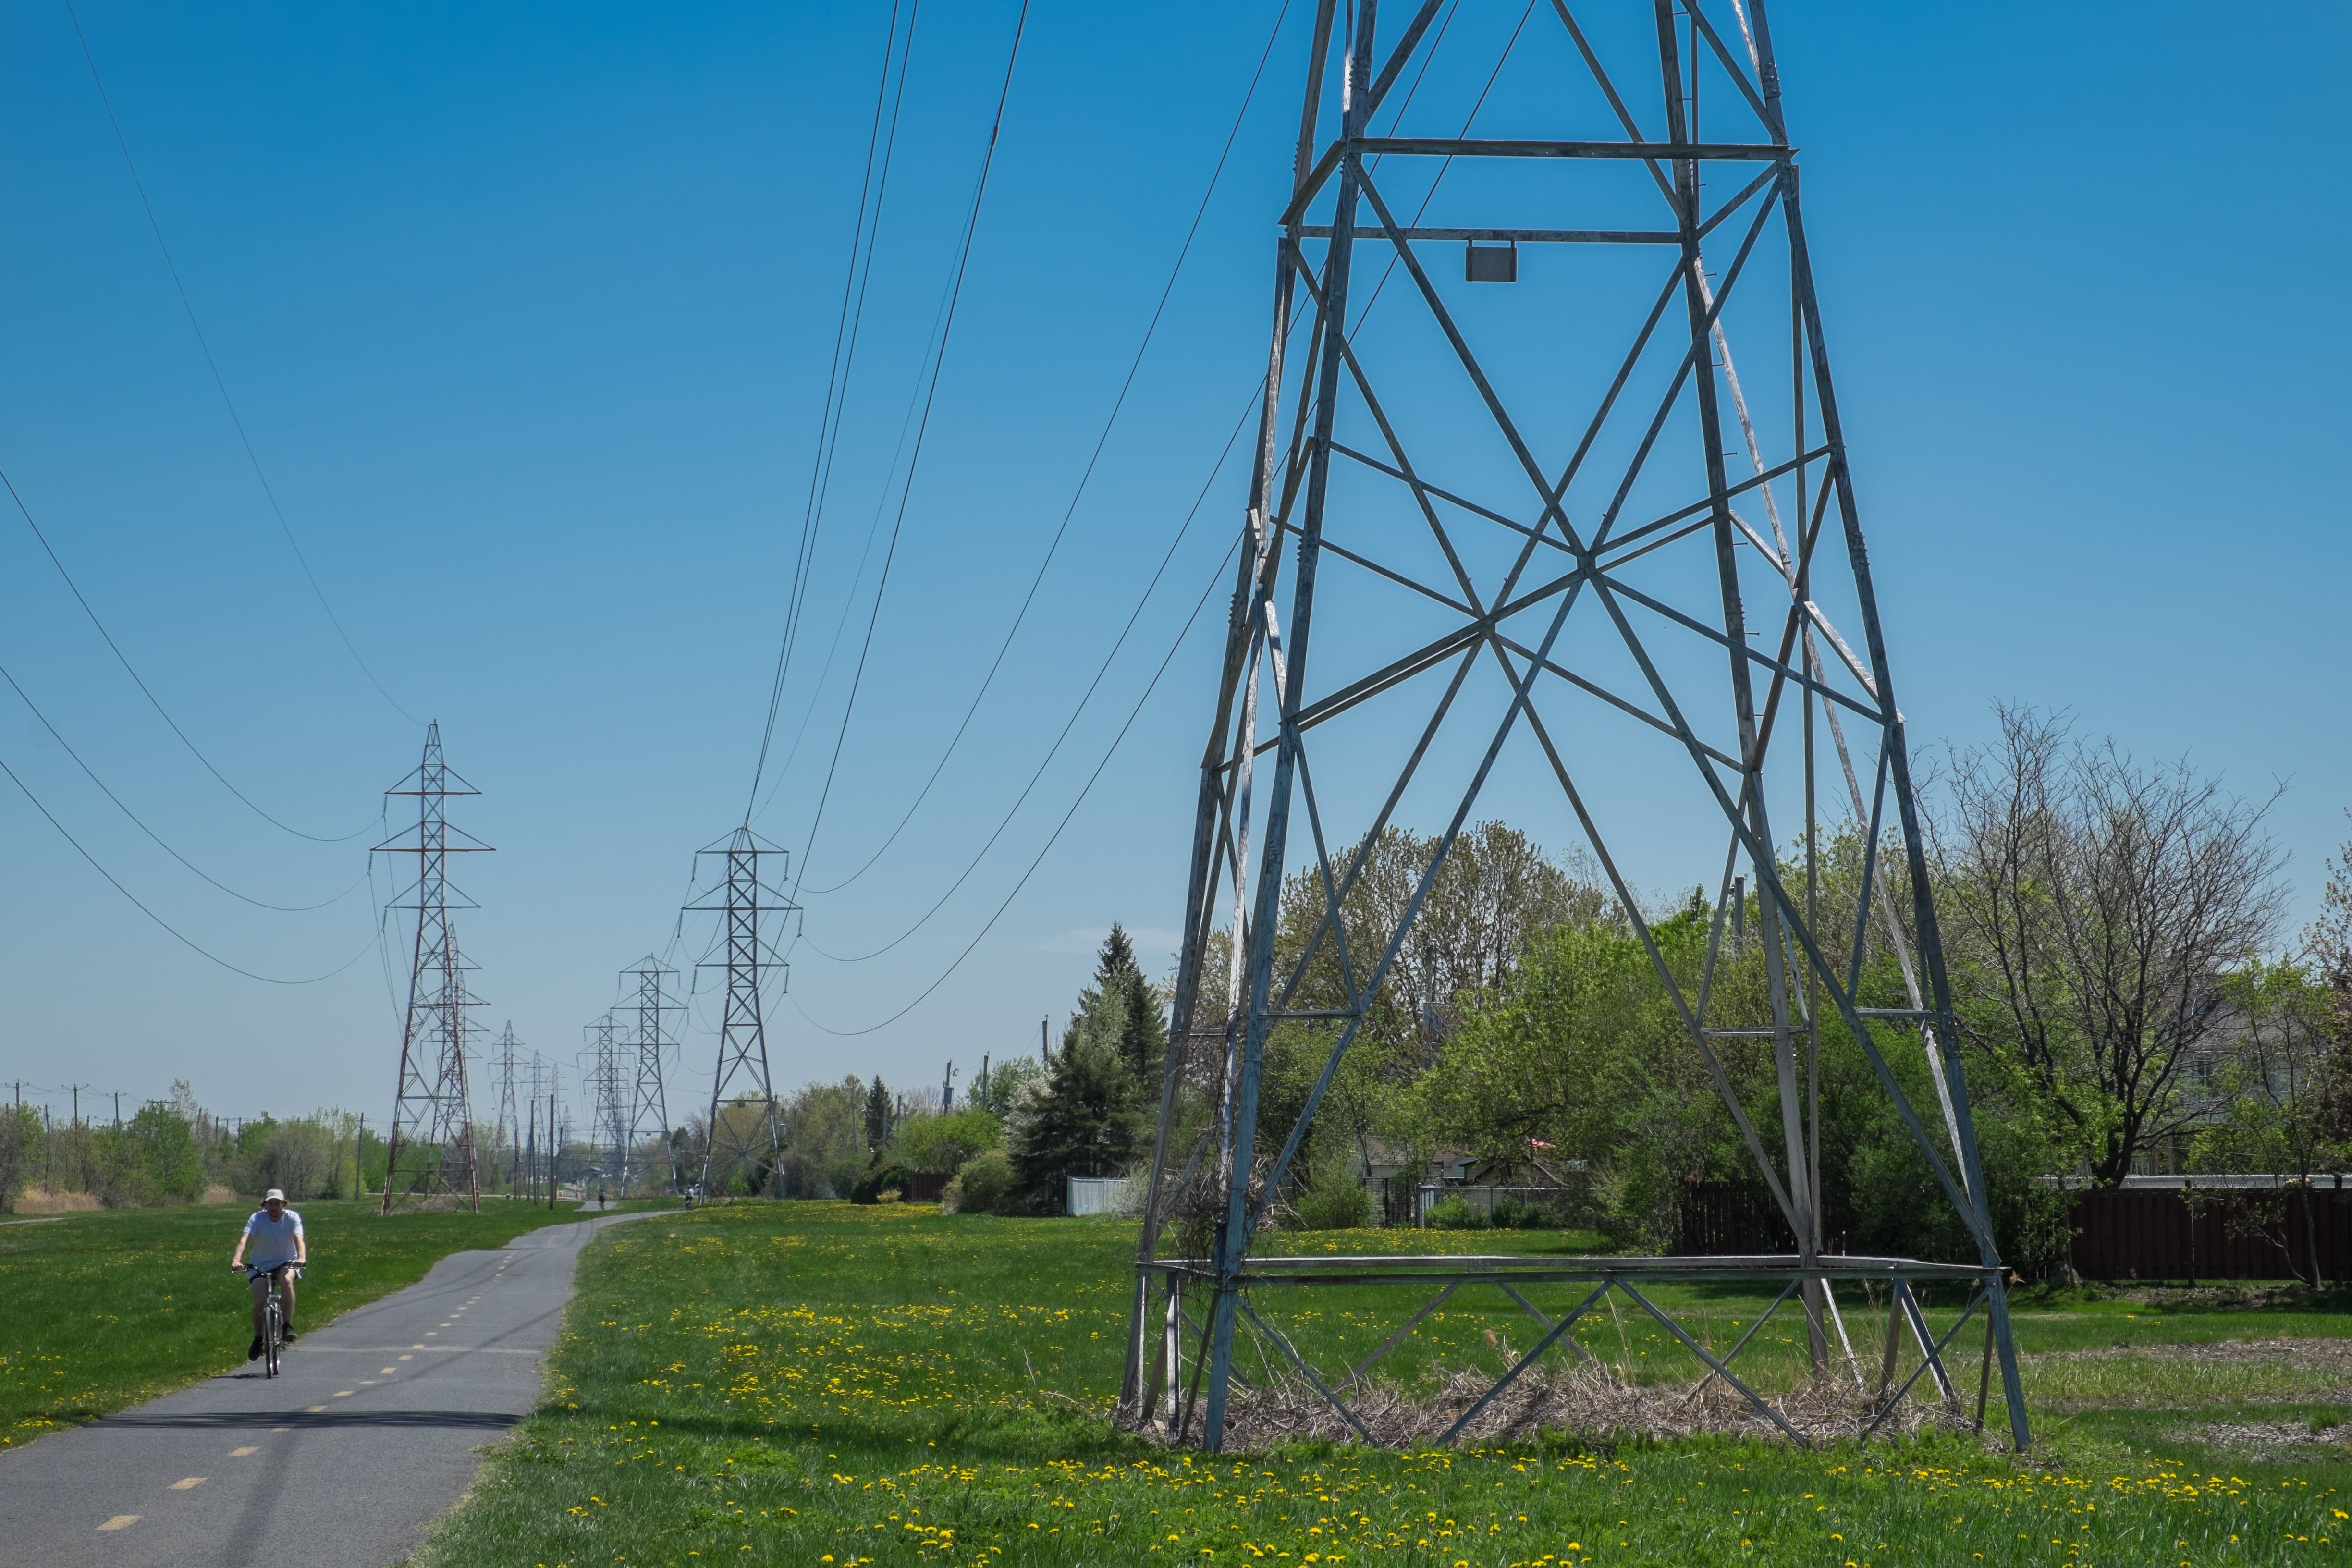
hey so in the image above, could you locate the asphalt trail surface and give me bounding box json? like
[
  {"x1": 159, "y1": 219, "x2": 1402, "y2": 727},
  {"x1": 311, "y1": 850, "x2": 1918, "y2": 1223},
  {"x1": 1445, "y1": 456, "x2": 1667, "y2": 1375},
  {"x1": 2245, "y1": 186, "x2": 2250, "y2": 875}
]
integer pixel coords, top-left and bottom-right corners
[{"x1": 0, "y1": 1210, "x2": 652, "y2": 1567}]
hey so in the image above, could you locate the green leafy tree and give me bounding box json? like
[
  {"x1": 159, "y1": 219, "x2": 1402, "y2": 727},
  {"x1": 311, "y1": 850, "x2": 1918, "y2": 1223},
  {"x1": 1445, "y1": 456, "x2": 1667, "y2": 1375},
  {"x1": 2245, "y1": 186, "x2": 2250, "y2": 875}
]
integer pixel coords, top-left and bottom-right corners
[{"x1": 889, "y1": 1107, "x2": 1003, "y2": 1175}]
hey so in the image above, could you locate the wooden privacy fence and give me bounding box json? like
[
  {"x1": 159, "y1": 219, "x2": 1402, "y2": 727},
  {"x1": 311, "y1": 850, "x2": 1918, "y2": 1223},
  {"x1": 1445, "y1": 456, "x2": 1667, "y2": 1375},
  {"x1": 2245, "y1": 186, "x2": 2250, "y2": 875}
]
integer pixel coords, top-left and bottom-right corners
[{"x1": 2064, "y1": 1186, "x2": 2352, "y2": 1284}]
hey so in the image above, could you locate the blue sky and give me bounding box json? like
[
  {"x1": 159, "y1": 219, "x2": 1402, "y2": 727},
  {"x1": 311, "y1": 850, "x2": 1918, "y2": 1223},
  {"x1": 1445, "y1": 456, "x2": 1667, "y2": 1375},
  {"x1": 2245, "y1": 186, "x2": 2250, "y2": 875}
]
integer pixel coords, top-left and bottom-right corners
[{"x1": 0, "y1": 0, "x2": 2343, "y2": 1132}]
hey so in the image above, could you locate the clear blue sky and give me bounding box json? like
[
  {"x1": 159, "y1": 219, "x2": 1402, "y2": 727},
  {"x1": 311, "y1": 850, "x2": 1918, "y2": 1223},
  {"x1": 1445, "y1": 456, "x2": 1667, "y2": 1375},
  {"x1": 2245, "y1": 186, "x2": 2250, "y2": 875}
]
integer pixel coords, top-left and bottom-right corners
[{"x1": 1, "y1": 1, "x2": 2343, "y2": 1131}]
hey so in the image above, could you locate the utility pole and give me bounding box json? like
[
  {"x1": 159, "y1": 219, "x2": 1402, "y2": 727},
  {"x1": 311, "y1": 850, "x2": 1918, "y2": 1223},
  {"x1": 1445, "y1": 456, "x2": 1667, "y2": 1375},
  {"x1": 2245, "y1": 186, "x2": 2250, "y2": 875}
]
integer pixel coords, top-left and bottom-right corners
[
  {"x1": 1121, "y1": 0, "x2": 2026, "y2": 1453},
  {"x1": 376, "y1": 720, "x2": 491, "y2": 1213},
  {"x1": 942, "y1": 1060, "x2": 955, "y2": 1113},
  {"x1": 686, "y1": 829, "x2": 797, "y2": 1198},
  {"x1": 1039, "y1": 1017, "x2": 1048, "y2": 1066},
  {"x1": 621, "y1": 956, "x2": 681, "y2": 1193},
  {"x1": 548, "y1": 1090, "x2": 559, "y2": 1208}
]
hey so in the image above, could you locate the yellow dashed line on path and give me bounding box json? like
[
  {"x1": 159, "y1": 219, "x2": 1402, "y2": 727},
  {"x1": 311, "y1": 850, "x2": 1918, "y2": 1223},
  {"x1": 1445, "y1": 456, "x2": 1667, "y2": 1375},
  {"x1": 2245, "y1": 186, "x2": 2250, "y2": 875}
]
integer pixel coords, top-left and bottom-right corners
[
  {"x1": 169, "y1": 1478, "x2": 205, "y2": 1491},
  {"x1": 231, "y1": 1446, "x2": 258, "y2": 1457},
  {"x1": 98, "y1": 1516, "x2": 138, "y2": 1531}
]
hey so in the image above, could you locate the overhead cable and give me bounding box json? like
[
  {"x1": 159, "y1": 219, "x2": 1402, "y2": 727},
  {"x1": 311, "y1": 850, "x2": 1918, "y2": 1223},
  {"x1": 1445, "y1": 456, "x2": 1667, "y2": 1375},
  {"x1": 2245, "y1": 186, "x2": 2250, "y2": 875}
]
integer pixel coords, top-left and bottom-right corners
[
  {"x1": 0, "y1": 749, "x2": 377, "y2": 985},
  {"x1": 788, "y1": 533, "x2": 1239, "y2": 1037},
  {"x1": 801, "y1": 383, "x2": 1258, "y2": 961},
  {"x1": 61, "y1": 0, "x2": 416, "y2": 724},
  {"x1": 744, "y1": 0, "x2": 921, "y2": 819},
  {"x1": 0, "y1": 658, "x2": 367, "y2": 912},
  {"x1": 0, "y1": 461, "x2": 376, "y2": 843},
  {"x1": 798, "y1": 0, "x2": 1297, "y2": 897},
  {"x1": 788, "y1": 0, "x2": 1033, "y2": 906}
]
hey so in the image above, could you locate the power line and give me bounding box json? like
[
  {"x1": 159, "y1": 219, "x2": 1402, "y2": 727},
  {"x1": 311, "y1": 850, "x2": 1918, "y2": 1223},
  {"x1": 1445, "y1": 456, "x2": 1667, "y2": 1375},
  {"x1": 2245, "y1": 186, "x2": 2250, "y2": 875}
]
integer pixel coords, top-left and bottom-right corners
[
  {"x1": 746, "y1": 0, "x2": 921, "y2": 819},
  {"x1": 799, "y1": 0, "x2": 1297, "y2": 898},
  {"x1": 788, "y1": 0, "x2": 1033, "y2": 906},
  {"x1": 60, "y1": 0, "x2": 417, "y2": 725},
  {"x1": 0, "y1": 747, "x2": 376, "y2": 985},
  {"x1": 788, "y1": 530, "x2": 1238, "y2": 1037},
  {"x1": 0, "y1": 658, "x2": 368, "y2": 913},
  {"x1": 0, "y1": 461, "x2": 376, "y2": 844},
  {"x1": 801, "y1": 382, "x2": 1257, "y2": 962}
]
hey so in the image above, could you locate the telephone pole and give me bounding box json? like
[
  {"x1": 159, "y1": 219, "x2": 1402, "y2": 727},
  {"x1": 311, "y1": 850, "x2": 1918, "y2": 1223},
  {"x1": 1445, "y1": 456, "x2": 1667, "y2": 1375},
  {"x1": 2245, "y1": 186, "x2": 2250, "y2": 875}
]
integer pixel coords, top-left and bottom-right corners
[
  {"x1": 376, "y1": 721, "x2": 490, "y2": 1212},
  {"x1": 686, "y1": 828, "x2": 797, "y2": 1197}
]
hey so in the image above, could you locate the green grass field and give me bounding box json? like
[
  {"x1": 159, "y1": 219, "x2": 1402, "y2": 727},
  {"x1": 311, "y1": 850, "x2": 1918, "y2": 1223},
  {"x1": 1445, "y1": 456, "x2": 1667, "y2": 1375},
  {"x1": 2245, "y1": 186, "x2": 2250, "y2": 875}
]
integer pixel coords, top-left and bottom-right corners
[
  {"x1": 414, "y1": 1203, "x2": 2349, "y2": 1568},
  {"x1": 0, "y1": 1197, "x2": 674, "y2": 1447}
]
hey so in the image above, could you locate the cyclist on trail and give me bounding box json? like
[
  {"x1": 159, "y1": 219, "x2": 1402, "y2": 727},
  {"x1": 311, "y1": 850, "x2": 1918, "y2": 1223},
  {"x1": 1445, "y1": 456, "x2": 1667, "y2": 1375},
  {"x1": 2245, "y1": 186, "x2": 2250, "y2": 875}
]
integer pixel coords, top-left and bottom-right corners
[{"x1": 229, "y1": 1188, "x2": 307, "y2": 1361}]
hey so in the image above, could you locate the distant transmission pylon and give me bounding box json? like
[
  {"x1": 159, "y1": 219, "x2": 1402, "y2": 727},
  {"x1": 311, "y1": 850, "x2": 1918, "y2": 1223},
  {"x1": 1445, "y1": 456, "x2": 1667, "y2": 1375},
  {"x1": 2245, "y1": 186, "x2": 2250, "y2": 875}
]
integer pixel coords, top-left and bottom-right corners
[
  {"x1": 686, "y1": 828, "x2": 797, "y2": 1197},
  {"x1": 377, "y1": 720, "x2": 489, "y2": 1212},
  {"x1": 490, "y1": 1022, "x2": 523, "y2": 1193},
  {"x1": 621, "y1": 956, "x2": 681, "y2": 1194},
  {"x1": 582, "y1": 1013, "x2": 627, "y2": 1193},
  {"x1": 1124, "y1": 0, "x2": 2026, "y2": 1452}
]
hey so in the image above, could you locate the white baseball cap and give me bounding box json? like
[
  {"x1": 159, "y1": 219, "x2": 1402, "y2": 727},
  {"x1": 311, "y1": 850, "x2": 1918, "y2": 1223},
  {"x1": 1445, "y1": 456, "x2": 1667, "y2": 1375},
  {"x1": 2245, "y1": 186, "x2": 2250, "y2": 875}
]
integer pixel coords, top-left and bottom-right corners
[{"x1": 263, "y1": 1189, "x2": 287, "y2": 1203}]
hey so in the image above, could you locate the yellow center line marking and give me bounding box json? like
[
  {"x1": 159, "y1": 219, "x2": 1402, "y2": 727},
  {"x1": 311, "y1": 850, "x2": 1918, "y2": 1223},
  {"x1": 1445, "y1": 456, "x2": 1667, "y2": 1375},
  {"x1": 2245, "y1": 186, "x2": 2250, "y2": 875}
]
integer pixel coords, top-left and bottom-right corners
[
  {"x1": 334, "y1": 1390, "x2": 354, "y2": 1397},
  {"x1": 231, "y1": 1446, "x2": 258, "y2": 1457},
  {"x1": 380, "y1": 1367, "x2": 397, "y2": 1375},
  {"x1": 98, "y1": 1515, "x2": 139, "y2": 1531},
  {"x1": 305, "y1": 1405, "x2": 327, "y2": 1413},
  {"x1": 424, "y1": 1332, "x2": 437, "y2": 1337},
  {"x1": 398, "y1": 1354, "x2": 414, "y2": 1360},
  {"x1": 271, "y1": 1426, "x2": 292, "y2": 1432},
  {"x1": 169, "y1": 1477, "x2": 206, "y2": 1490}
]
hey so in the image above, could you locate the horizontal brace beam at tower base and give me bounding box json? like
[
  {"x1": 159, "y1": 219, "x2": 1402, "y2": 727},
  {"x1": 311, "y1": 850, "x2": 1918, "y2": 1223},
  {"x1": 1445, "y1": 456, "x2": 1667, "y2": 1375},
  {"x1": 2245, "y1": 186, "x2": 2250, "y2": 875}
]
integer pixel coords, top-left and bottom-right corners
[{"x1": 1141, "y1": 1254, "x2": 1996, "y2": 1289}]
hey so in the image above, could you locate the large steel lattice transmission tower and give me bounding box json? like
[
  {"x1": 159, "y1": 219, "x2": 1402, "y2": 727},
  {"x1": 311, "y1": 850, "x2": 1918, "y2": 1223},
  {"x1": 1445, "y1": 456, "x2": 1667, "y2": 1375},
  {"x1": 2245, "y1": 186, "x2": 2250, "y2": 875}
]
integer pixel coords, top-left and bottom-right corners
[
  {"x1": 489, "y1": 1022, "x2": 524, "y2": 1192},
  {"x1": 686, "y1": 829, "x2": 797, "y2": 1197},
  {"x1": 620, "y1": 956, "x2": 682, "y2": 1194},
  {"x1": 1124, "y1": 0, "x2": 2026, "y2": 1452},
  {"x1": 378, "y1": 721, "x2": 490, "y2": 1212}
]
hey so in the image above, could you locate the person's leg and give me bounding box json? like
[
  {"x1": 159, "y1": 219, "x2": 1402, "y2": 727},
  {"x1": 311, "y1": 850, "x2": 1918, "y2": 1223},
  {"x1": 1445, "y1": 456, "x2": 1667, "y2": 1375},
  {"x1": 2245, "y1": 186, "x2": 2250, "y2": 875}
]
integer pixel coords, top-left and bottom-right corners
[
  {"x1": 249, "y1": 1274, "x2": 269, "y2": 1336},
  {"x1": 278, "y1": 1270, "x2": 298, "y2": 1334}
]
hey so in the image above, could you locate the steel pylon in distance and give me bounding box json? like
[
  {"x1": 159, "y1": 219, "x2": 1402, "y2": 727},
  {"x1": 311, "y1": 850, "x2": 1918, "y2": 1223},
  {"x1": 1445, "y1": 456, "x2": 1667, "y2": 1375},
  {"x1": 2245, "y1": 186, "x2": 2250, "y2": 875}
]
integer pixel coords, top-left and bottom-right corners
[
  {"x1": 1123, "y1": 0, "x2": 2027, "y2": 1453},
  {"x1": 622, "y1": 955, "x2": 683, "y2": 1194},
  {"x1": 686, "y1": 828, "x2": 797, "y2": 1198},
  {"x1": 377, "y1": 720, "x2": 490, "y2": 1213},
  {"x1": 582, "y1": 1012, "x2": 628, "y2": 1194}
]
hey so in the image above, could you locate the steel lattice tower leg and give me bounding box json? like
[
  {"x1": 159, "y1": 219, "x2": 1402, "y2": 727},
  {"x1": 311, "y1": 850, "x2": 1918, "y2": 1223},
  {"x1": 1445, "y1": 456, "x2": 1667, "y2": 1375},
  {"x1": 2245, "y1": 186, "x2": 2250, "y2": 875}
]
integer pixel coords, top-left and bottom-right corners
[
  {"x1": 378, "y1": 721, "x2": 489, "y2": 1213},
  {"x1": 1122, "y1": 0, "x2": 2027, "y2": 1453},
  {"x1": 622, "y1": 956, "x2": 681, "y2": 1194}
]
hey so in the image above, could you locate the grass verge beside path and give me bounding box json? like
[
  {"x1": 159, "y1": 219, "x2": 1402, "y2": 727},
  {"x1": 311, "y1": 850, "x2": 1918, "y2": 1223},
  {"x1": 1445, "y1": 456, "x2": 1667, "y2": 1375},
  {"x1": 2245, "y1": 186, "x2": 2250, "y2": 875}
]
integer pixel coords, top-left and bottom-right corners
[
  {"x1": 0, "y1": 1197, "x2": 675, "y2": 1447},
  {"x1": 417, "y1": 1203, "x2": 2348, "y2": 1568}
]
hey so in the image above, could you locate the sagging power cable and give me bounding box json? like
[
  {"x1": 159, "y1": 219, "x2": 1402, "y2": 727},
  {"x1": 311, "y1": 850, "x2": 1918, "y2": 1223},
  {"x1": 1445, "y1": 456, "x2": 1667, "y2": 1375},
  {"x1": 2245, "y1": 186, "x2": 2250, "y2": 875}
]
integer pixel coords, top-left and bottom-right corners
[
  {"x1": 798, "y1": 0, "x2": 1297, "y2": 898},
  {"x1": 0, "y1": 659, "x2": 368, "y2": 912},
  {"x1": 61, "y1": 0, "x2": 416, "y2": 726},
  {"x1": 1, "y1": 462, "x2": 376, "y2": 843},
  {"x1": 0, "y1": 749, "x2": 377, "y2": 985},
  {"x1": 788, "y1": 0, "x2": 1034, "y2": 906}
]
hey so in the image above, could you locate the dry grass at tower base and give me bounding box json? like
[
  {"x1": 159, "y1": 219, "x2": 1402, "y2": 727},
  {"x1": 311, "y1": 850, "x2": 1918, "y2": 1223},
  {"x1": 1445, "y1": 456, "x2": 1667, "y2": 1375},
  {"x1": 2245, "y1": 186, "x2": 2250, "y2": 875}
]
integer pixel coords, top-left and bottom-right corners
[{"x1": 1169, "y1": 1362, "x2": 1986, "y2": 1452}]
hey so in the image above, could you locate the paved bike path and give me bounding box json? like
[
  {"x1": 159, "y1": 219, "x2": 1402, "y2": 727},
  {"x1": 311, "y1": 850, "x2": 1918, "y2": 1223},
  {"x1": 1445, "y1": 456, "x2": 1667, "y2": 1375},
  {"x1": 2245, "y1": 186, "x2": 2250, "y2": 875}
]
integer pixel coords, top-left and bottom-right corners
[{"x1": 0, "y1": 1210, "x2": 653, "y2": 1568}]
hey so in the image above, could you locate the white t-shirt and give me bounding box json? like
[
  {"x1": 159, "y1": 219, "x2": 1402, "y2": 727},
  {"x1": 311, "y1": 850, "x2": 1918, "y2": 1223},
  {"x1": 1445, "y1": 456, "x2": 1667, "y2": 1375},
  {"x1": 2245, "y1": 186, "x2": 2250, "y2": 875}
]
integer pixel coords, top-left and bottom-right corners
[{"x1": 243, "y1": 1209, "x2": 304, "y2": 1269}]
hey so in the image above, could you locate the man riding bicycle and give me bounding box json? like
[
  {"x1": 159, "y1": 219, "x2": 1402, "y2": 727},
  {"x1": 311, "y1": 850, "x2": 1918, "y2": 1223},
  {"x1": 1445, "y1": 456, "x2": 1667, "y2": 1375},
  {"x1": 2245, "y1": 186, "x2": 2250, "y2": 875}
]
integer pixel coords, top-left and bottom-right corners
[{"x1": 229, "y1": 1188, "x2": 307, "y2": 1361}]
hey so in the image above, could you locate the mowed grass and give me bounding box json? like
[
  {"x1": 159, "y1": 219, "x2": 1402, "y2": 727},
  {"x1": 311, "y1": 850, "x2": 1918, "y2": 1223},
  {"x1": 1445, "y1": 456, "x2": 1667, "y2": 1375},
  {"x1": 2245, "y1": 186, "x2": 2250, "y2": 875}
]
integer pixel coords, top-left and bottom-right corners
[
  {"x1": 0, "y1": 1197, "x2": 673, "y2": 1446},
  {"x1": 416, "y1": 1204, "x2": 2349, "y2": 1567}
]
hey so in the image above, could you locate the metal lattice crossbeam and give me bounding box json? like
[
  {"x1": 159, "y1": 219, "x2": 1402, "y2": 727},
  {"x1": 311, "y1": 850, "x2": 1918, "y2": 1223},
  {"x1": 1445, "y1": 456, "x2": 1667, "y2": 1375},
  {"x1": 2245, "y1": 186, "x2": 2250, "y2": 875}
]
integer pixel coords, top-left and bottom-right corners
[{"x1": 1123, "y1": 0, "x2": 2028, "y2": 1452}]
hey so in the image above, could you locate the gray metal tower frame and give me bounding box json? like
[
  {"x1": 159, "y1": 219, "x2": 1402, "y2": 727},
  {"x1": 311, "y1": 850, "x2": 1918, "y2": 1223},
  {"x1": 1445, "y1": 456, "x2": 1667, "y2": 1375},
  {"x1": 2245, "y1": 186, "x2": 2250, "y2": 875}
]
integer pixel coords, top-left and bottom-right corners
[
  {"x1": 489, "y1": 1022, "x2": 523, "y2": 1192},
  {"x1": 687, "y1": 828, "x2": 797, "y2": 1197},
  {"x1": 583, "y1": 1013, "x2": 628, "y2": 1193},
  {"x1": 622, "y1": 955, "x2": 682, "y2": 1194},
  {"x1": 1122, "y1": 0, "x2": 2026, "y2": 1452},
  {"x1": 377, "y1": 721, "x2": 489, "y2": 1212}
]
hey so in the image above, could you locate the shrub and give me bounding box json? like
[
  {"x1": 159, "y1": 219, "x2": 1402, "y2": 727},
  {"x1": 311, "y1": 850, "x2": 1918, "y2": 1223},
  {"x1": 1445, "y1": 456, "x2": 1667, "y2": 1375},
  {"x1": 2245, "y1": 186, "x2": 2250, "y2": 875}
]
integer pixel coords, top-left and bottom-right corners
[
  {"x1": 1294, "y1": 1179, "x2": 1374, "y2": 1231},
  {"x1": 1487, "y1": 1196, "x2": 1564, "y2": 1230},
  {"x1": 849, "y1": 1158, "x2": 913, "y2": 1205},
  {"x1": 951, "y1": 1152, "x2": 1017, "y2": 1216},
  {"x1": 1424, "y1": 1194, "x2": 1485, "y2": 1230}
]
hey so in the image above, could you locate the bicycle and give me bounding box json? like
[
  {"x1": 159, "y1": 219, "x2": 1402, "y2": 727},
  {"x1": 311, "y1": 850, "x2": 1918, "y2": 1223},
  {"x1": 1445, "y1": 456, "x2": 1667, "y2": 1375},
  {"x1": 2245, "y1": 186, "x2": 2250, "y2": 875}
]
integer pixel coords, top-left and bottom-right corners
[{"x1": 245, "y1": 1263, "x2": 301, "y2": 1377}]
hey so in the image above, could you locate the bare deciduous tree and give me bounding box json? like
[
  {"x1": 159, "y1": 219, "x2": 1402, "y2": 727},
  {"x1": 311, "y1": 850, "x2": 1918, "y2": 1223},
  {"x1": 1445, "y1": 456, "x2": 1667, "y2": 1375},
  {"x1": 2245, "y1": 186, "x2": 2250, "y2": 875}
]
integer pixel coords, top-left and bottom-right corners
[{"x1": 1933, "y1": 706, "x2": 2285, "y2": 1185}]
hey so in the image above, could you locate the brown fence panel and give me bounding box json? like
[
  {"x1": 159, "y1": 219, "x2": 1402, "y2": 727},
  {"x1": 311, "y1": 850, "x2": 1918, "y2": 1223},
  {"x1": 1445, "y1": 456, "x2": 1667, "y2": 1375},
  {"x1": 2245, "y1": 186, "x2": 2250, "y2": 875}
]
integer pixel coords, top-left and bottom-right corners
[
  {"x1": 906, "y1": 1171, "x2": 950, "y2": 1204},
  {"x1": 2067, "y1": 1188, "x2": 2352, "y2": 1283}
]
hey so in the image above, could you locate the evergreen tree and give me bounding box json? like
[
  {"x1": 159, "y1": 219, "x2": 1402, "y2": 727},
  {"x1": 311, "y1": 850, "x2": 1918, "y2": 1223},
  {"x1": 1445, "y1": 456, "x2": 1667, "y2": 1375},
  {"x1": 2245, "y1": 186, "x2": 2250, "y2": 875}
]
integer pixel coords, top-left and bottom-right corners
[
  {"x1": 1008, "y1": 1032, "x2": 1144, "y2": 1211},
  {"x1": 864, "y1": 1078, "x2": 891, "y2": 1151},
  {"x1": 1063, "y1": 924, "x2": 1165, "y2": 1082}
]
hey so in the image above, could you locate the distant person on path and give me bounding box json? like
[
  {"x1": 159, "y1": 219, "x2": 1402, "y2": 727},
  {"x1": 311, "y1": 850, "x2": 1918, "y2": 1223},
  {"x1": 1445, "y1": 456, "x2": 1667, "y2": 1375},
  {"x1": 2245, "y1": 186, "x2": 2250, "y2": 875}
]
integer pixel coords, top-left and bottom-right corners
[
  {"x1": 596, "y1": 1186, "x2": 607, "y2": 1211},
  {"x1": 228, "y1": 1188, "x2": 306, "y2": 1361}
]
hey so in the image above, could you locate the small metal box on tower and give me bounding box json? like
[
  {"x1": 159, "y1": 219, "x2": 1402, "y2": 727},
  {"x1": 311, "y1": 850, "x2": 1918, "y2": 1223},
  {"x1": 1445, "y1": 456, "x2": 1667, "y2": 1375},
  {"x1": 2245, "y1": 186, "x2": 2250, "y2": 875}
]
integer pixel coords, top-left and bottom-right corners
[{"x1": 1464, "y1": 240, "x2": 1518, "y2": 282}]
